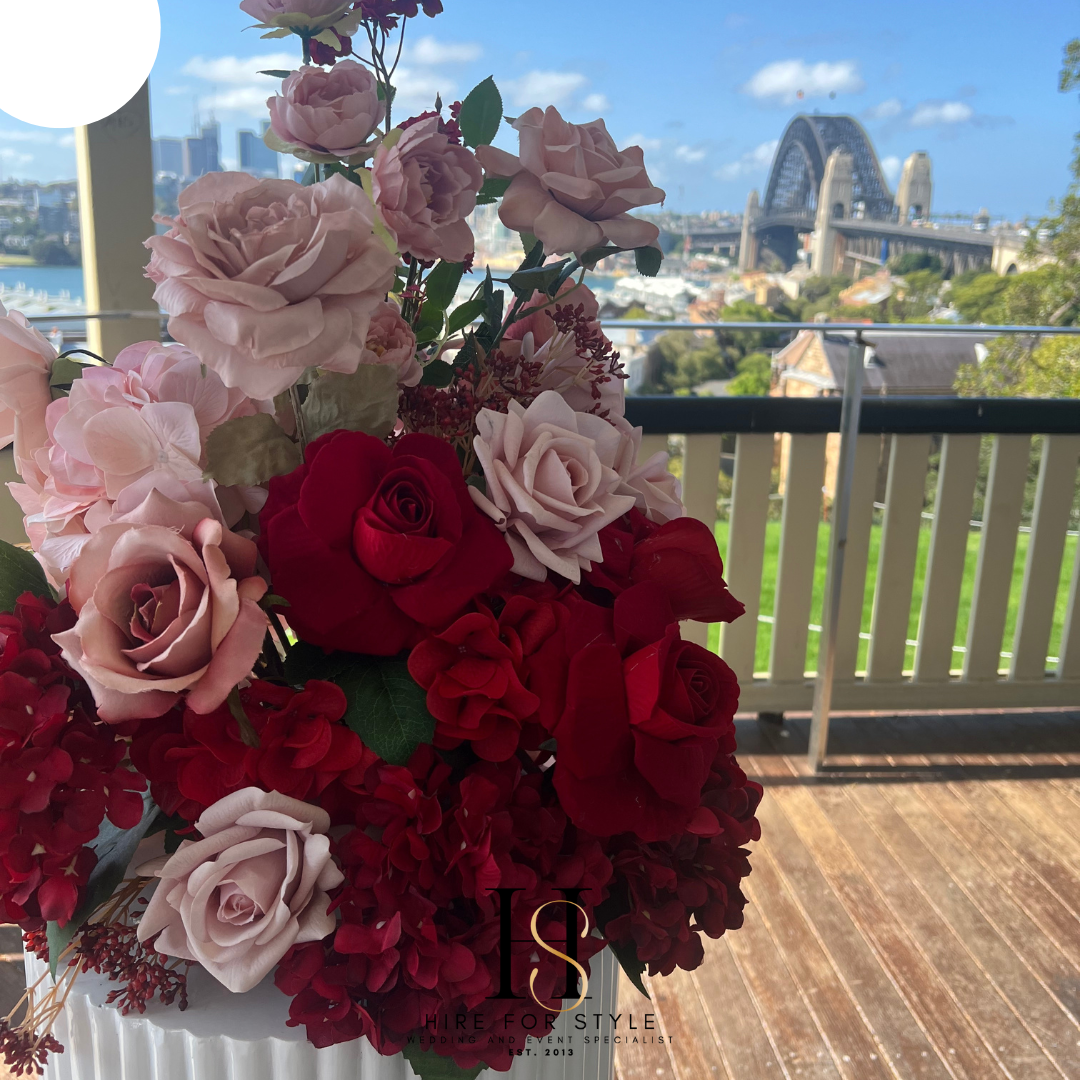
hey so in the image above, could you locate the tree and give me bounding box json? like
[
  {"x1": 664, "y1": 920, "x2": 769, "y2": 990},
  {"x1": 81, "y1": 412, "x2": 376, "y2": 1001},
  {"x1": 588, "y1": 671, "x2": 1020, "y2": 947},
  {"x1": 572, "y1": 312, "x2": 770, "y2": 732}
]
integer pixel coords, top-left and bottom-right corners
[
  {"x1": 638, "y1": 332, "x2": 727, "y2": 394},
  {"x1": 949, "y1": 272, "x2": 1009, "y2": 322},
  {"x1": 890, "y1": 251, "x2": 943, "y2": 275},
  {"x1": 727, "y1": 351, "x2": 773, "y2": 396},
  {"x1": 28, "y1": 239, "x2": 76, "y2": 266},
  {"x1": 956, "y1": 38, "x2": 1080, "y2": 396}
]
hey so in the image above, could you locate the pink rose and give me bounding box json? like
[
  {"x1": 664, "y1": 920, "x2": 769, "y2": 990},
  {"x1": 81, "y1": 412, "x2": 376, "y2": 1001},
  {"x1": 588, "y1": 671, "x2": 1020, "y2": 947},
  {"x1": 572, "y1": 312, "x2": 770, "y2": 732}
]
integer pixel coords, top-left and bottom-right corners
[
  {"x1": 371, "y1": 117, "x2": 483, "y2": 263},
  {"x1": 504, "y1": 280, "x2": 600, "y2": 348},
  {"x1": 267, "y1": 61, "x2": 385, "y2": 163},
  {"x1": 145, "y1": 172, "x2": 398, "y2": 400},
  {"x1": 359, "y1": 300, "x2": 421, "y2": 386},
  {"x1": 54, "y1": 517, "x2": 269, "y2": 721},
  {"x1": 137, "y1": 788, "x2": 344, "y2": 993},
  {"x1": 8, "y1": 345, "x2": 266, "y2": 587},
  {"x1": 239, "y1": 0, "x2": 353, "y2": 31},
  {"x1": 476, "y1": 107, "x2": 665, "y2": 256},
  {"x1": 470, "y1": 390, "x2": 637, "y2": 583},
  {"x1": 610, "y1": 415, "x2": 684, "y2": 524},
  {"x1": 0, "y1": 301, "x2": 54, "y2": 491}
]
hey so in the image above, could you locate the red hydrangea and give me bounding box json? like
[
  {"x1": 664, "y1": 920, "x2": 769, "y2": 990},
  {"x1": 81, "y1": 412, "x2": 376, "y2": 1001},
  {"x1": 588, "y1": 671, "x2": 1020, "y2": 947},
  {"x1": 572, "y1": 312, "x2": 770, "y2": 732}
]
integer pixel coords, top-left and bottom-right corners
[
  {"x1": 0, "y1": 593, "x2": 146, "y2": 929},
  {"x1": 600, "y1": 749, "x2": 763, "y2": 977},
  {"x1": 131, "y1": 680, "x2": 379, "y2": 825}
]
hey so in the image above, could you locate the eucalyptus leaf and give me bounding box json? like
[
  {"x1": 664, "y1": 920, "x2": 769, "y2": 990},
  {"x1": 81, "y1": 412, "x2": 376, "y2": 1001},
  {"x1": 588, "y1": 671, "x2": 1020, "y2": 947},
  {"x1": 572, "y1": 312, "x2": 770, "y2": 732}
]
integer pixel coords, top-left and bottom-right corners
[
  {"x1": 301, "y1": 364, "x2": 399, "y2": 442},
  {"x1": 46, "y1": 788, "x2": 158, "y2": 978},
  {"x1": 400, "y1": 1042, "x2": 486, "y2": 1080},
  {"x1": 635, "y1": 245, "x2": 663, "y2": 277},
  {"x1": 420, "y1": 360, "x2": 455, "y2": 387},
  {"x1": 446, "y1": 298, "x2": 486, "y2": 334},
  {"x1": 474, "y1": 176, "x2": 511, "y2": 206},
  {"x1": 338, "y1": 657, "x2": 435, "y2": 765},
  {"x1": 204, "y1": 413, "x2": 301, "y2": 487},
  {"x1": 258, "y1": 69, "x2": 293, "y2": 78},
  {"x1": 0, "y1": 538, "x2": 50, "y2": 613},
  {"x1": 457, "y1": 76, "x2": 502, "y2": 148},
  {"x1": 424, "y1": 261, "x2": 464, "y2": 311}
]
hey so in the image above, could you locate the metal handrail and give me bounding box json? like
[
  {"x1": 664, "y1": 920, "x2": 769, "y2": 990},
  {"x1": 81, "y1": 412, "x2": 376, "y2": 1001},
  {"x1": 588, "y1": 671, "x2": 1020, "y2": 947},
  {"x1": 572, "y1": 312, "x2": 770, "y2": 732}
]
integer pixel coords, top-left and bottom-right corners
[
  {"x1": 600, "y1": 320, "x2": 1080, "y2": 335},
  {"x1": 20, "y1": 310, "x2": 163, "y2": 324}
]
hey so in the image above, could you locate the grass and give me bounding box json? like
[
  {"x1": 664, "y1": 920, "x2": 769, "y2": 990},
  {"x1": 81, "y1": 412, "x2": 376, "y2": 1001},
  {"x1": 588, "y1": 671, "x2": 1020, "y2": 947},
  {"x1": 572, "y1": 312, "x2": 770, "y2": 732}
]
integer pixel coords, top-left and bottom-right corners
[
  {"x1": 0, "y1": 255, "x2": 36, "y2": 267},
  {"x1": 707, "y1": 518, "x2": 1078, "y2": 678}
]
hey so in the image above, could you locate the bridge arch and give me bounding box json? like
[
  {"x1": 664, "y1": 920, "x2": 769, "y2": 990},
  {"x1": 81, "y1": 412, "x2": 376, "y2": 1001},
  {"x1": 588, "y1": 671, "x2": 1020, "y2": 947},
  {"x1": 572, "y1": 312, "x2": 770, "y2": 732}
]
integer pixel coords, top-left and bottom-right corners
[{"x1": 762, "y1": 114, "x2": 895, "y2": 220}]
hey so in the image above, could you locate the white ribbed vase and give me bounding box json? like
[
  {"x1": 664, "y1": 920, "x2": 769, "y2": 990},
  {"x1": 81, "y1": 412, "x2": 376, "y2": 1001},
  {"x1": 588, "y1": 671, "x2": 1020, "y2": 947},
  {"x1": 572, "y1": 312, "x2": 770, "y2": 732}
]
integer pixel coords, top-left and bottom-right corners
[{"x1": 25, "y1": 950, "x2": 618, "y2": 1080}]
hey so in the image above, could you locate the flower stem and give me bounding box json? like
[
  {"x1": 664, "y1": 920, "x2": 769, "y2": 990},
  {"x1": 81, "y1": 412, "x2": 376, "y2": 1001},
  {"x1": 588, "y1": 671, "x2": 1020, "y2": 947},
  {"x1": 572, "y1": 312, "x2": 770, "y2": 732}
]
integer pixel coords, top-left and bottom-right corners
[{"x1": 288, "y1": 383, "x2": 309, "y2": 452}]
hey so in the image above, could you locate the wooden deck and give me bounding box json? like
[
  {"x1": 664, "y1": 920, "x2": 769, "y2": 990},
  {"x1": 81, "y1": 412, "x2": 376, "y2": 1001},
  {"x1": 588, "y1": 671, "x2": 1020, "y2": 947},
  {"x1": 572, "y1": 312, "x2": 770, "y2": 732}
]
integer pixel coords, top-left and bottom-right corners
[{"x1": 614, "y1": 710, "x2": 1080, "y2": 1080}]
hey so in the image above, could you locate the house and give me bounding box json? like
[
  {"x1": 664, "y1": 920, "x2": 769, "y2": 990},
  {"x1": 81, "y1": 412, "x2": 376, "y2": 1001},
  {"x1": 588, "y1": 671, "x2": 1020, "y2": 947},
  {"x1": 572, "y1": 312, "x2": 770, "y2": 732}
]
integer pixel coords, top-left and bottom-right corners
[{"x1": 772, "y1": 328, "x2": 992, "y2": 495}]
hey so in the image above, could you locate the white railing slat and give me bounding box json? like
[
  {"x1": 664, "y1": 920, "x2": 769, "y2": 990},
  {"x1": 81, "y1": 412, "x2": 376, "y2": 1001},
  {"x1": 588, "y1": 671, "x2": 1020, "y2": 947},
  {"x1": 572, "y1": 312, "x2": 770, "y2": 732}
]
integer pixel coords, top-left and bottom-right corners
[
  {"x1": 867, "y1": 434, "x2": 932, "y2": 682},
  {"x1": 1009, "y1": 434, "x2": 1080, "y2": 681},
  {"x1": 1056, "y1": 541, "x2": 1080, "y2": 680},
  {"x1": 963, "y1": 435, "x2": 1031, "y2": 681},
  {"x1": 769, "y1": 433, "x2": 827, "y2": 683},
  {"x1": 833, "y1": 435, "x2": 882, "y2": 681},
  {"x1": 680, "y1": 433, "x2": 725, "y2": 647},
  {"x1": 913, "y1": 434, "x2": 982, "y2": 683},
  {"x1": 638, "y1": 434, "x2": 669, "y2": 462},
  {"x1": 718, "y1": 433, "x2": 774, "y2": 679}
]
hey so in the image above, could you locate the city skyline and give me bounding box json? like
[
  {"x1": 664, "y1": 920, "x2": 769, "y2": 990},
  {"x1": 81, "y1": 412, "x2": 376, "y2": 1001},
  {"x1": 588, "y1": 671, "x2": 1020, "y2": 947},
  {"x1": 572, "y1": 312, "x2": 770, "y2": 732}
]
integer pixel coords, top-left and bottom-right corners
[{"x1": 0, "y1": 0, "x2": 1076, "y2": 219}]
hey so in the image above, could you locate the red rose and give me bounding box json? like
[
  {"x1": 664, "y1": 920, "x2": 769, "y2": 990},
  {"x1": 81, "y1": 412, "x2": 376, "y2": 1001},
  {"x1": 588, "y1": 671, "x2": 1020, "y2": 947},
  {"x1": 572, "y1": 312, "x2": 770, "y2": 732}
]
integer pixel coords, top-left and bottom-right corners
[
  {"x1": 259, "y1": 431, "x2": 513, "y2": 655},
  {"x1": 553, "y1": 582, "x2": 739, "y2": 841},
  {"x1": 408, "y1": 596, "x2": 564, "y2": 761}
]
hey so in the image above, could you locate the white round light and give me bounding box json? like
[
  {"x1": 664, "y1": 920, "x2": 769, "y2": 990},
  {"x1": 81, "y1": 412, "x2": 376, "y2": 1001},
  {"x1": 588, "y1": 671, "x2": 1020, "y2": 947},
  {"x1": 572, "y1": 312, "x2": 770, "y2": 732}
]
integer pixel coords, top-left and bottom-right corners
[{"x1": 0, "y1": 0, "x2": 161, "y2": 128}]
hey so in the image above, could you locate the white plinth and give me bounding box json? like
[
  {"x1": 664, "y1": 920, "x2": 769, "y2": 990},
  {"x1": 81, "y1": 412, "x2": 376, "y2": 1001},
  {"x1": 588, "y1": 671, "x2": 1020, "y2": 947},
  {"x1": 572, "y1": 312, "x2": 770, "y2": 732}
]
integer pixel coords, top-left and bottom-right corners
[{"x1": 26, "y1": 950, "x2": 618, "y2": 1080}]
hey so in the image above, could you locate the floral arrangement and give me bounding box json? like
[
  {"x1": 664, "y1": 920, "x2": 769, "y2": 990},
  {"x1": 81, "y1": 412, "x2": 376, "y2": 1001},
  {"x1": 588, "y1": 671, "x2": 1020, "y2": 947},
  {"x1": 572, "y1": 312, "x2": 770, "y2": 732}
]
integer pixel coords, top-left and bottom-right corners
[{"x1": 0, "y1": 1, "x2": 761, "y2": 1076}]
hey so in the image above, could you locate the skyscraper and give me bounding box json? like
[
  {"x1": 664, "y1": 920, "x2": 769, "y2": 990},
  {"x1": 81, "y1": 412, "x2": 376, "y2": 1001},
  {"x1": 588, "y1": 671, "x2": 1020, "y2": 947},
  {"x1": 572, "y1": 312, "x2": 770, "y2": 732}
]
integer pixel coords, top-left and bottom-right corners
[
  {"x1": 238, "y1": 121, "x2": 281, "y2": 179},
  {"x1": 153, "y1": 137, "x2": 184, "y2": 175},
  {"x1": 183, "y1": 122, "x2": 221, "y2": 179}
]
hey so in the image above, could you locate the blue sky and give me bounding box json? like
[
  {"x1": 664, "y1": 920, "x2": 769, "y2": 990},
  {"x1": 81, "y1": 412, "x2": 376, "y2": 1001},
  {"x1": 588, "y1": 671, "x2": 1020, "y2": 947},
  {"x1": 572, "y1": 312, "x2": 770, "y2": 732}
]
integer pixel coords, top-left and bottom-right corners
[{"x1": 2, "y1": 0, "x2": 1077, "y2": 220}]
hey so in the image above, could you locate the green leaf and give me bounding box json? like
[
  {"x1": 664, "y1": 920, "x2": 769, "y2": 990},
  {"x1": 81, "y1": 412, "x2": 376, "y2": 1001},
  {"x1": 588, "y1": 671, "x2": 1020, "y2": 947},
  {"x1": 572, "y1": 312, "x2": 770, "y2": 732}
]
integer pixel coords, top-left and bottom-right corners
[
  {"x1": 258, "y1": 69, "x2": 293, "y2": 78},
  {"x1": 483, "y1": 268, "x2": 503, "y2": 329},
  {"x1": 424, "y1": 261, "x2": 464, "y2": 311},
  {"x1": 300, "y1": 163, "x2": 318, "y2": 185},
  {"x1": 635, "y1": 245, "x2": 663, "y2": 277},
  {"x1": 415, "y1": 303, "x2": 445, "y2": 346},
  {"x1": 608, "y1": 937, "x2": 650, "y2": 1000},
  {"x1": 458, "y1": 76, "x2": 503, "y2": 148},
  {"x1": 48, "y1": 356, "x2": 91, "y2": 389},
  {"x1": 301, "y1": 364, "x2": 400, "y2": 442},
  {"x1": 474, "y1": 176, "x2": 511, "y2": 205},
  {"x1": 338, "y1": 657, "x2": 435, "y2": 765},
  {"x1": 519, "y1": 232, "x2": 540, "y2": 258},
  {"x1": 322, "y1": 162, "x2": 366, "y2": 186},
  {"x1": 577, "y1": 243, "x2": 621, "y2": 269},
  {"x1": 401, "y1": 1042, "x2": 486, "y2": 1080},
  {"x1": 446, "y1": 298, "x2": 486, "y2": 334},
  {"x1": 0, "y1": 538, "x2": 50, "y2": 613},
  {"x1": 204, "y1": 413, "x2": 301, "y2": 487},
  {"x1": 47, "y1": 788, "x2": 158, "y2": 978},
  {"x1": 507, "y1": 260, "x2": 570, "y2": 300},
  {"x1": 420, "y1": 360, "x2": 455, "y2": 387}
]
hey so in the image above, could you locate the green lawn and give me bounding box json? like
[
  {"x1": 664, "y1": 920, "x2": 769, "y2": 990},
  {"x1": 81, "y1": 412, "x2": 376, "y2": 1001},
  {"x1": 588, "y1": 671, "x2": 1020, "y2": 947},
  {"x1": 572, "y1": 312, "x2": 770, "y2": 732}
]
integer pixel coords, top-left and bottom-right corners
[{"x1": 707, "y1": 519, "x2": 1078, "y2": 678}]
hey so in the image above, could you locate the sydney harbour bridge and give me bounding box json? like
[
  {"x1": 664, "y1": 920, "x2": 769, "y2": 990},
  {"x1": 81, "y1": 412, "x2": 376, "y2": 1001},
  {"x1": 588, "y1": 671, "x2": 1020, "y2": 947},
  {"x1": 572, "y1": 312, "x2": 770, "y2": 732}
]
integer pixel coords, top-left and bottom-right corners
[{"x1": 687, "y1": 114, "x2": 1024, "y2": 278}]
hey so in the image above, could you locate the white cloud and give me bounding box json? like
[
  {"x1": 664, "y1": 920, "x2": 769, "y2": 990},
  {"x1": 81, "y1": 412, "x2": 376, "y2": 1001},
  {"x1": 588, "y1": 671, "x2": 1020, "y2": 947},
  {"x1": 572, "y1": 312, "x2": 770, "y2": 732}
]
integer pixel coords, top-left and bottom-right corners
[
  {"x1": 505, "y1": 70, "x2": 588, "y2": 108},
  {"x1": 392, "y1": 66, "x2": 454, "y2": 112},
  {"x1": 865, "y1": 97, "x2": 903, "y2": 120},
  {"x1": 57, "y1": 134, "x2": 75, "y2": 148},
  {"x1": 408, "y1": 35, "x2": 482, "y2": 65},
  {"x1": 625, "y1": 132, "x2": 662, "y2": 152},
  {"x1": 910, "y1": 100, "x2": 973, "y2": 127},
  {"x1": 881, "y1": 155, "x2": 901, "y2": 183},
  {"x1": 0, "y1": 129, "x2": 65, "y2": 145},
  {"x1": 165, "y1": 85, "x2": 193, "y2": 96},
  {"x1": 581, "y1": 92, "x2": 610, "y2": 113},
  {"x1": 674, "y1": 144, "x2": 707, "y2": 164},
  {"x1": 715, "y1": 139, "x2": 778, "y2": 181},
  {"x1": 742, "y1": 59, "x2": 864, "y2": 104},
  {"x1": 181, "y1": 53, "x2": 296, "y2": 116},
  {"x1": 0, "y1": 149, "x2": 34, "y2": 168}
]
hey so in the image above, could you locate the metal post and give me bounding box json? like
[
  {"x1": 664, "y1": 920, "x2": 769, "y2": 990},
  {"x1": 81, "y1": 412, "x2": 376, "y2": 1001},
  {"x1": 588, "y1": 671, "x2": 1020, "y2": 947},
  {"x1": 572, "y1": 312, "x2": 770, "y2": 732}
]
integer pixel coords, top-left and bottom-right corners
[{"x1": 808, "y1": 333, "x2": 867, "y2": 770}]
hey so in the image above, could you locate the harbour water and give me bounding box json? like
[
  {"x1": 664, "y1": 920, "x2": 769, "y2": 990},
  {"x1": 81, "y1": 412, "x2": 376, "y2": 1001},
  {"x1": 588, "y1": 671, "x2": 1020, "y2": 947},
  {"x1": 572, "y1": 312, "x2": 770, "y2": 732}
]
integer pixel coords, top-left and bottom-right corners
[{"x1": 0, "y1": 265, "x2": 84, "y2": 301}]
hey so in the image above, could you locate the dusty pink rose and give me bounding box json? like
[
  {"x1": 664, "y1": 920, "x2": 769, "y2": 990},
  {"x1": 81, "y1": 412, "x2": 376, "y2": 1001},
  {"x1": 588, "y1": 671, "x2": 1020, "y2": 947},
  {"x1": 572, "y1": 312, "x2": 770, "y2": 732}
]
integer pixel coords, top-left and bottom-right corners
[
  {"x1": 267, "y1": 62, "x2": 385, "y2": 163},
  {"x1": 8, "y1": 347, "x2": 266, "y2": 587},
  {"x1": 371, "y1": 117, "x2": 483, "y2": 263},
  {"x1": 137, "y1": 788, "x2": 343, "y2": 993},
  {"x1": 470, "y1": 390, "x2": 637, "y2": 583},
  {"x1": 54, "y1": 517, "x2": 269, "y2": 721},
  {"x1": 145, "y1": 172, "x2": 398, "y2": 400},
  {"x1": 0, "y1": 301, "x2": 54, "y2": 491},
  {"x1": 610, "y1": 415, "x2": 684, "y2": 524},
  {"x1": 476, "y1": 107, "x2": 665, "y2": 256},
  {"x1": 239, "y1": 0, "x2": 353, "y2": 32},
  {"x1": 359, "y1": 300, "x2": 421, "y2": 386},
  {"x1": 504, "y1": 280, "x2": 601, "y2": 348}
]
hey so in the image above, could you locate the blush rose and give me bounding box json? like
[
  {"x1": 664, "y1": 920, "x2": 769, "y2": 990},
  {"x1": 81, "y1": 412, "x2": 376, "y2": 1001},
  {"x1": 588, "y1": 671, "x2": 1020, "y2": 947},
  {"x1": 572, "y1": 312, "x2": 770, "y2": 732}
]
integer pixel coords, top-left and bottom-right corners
[
  {"x1": 145, "y1": 172, "x2": 398, "y2": 400},
  {"x1": 137, "y1": 787, "x2": 344, "y2": 993},
  {"x1": 359, "y1": 300, "x2": 421, "y2": 386},
  {"x1": 54, "y1": 518, "x2": 269, "y2": 722}
]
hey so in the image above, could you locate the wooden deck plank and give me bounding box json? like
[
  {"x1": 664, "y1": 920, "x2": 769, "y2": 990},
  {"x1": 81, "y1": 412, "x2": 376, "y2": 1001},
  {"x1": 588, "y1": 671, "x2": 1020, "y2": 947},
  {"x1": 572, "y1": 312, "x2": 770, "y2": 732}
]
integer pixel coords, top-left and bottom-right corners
[
  {"x1": 614, "y1": 971, "x2": 680, "y2": 1080},
  {"x1": 747, "y1": 754, "x2": 1004, "y2": 1080},
  {"x1": 691, "y1": 937, "x2": 789, "y2": 1079},
  {"x1": 644, "y1": 967, "x2": 730, "y2": 1080},
  {"x1": 743, "y1": 844, "x2": 898, "y2": 1080},
  {"x1": 847, "y1": 783, "x2": 1080, "y2": 1070}
]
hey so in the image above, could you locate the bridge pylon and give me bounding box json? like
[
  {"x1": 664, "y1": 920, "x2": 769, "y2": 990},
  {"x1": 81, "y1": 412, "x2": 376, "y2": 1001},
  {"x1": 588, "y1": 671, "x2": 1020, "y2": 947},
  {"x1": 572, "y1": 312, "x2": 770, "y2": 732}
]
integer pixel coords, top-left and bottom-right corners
[
  {"x1": 896, "y1": 152, "x2": 932, "y2": 223},
  {"x1": 810, "y1": 149, "x2": 853, "y2": 276},
  {"x1": 738, "y1": 189, "x2": 760, "y2": 271}
]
